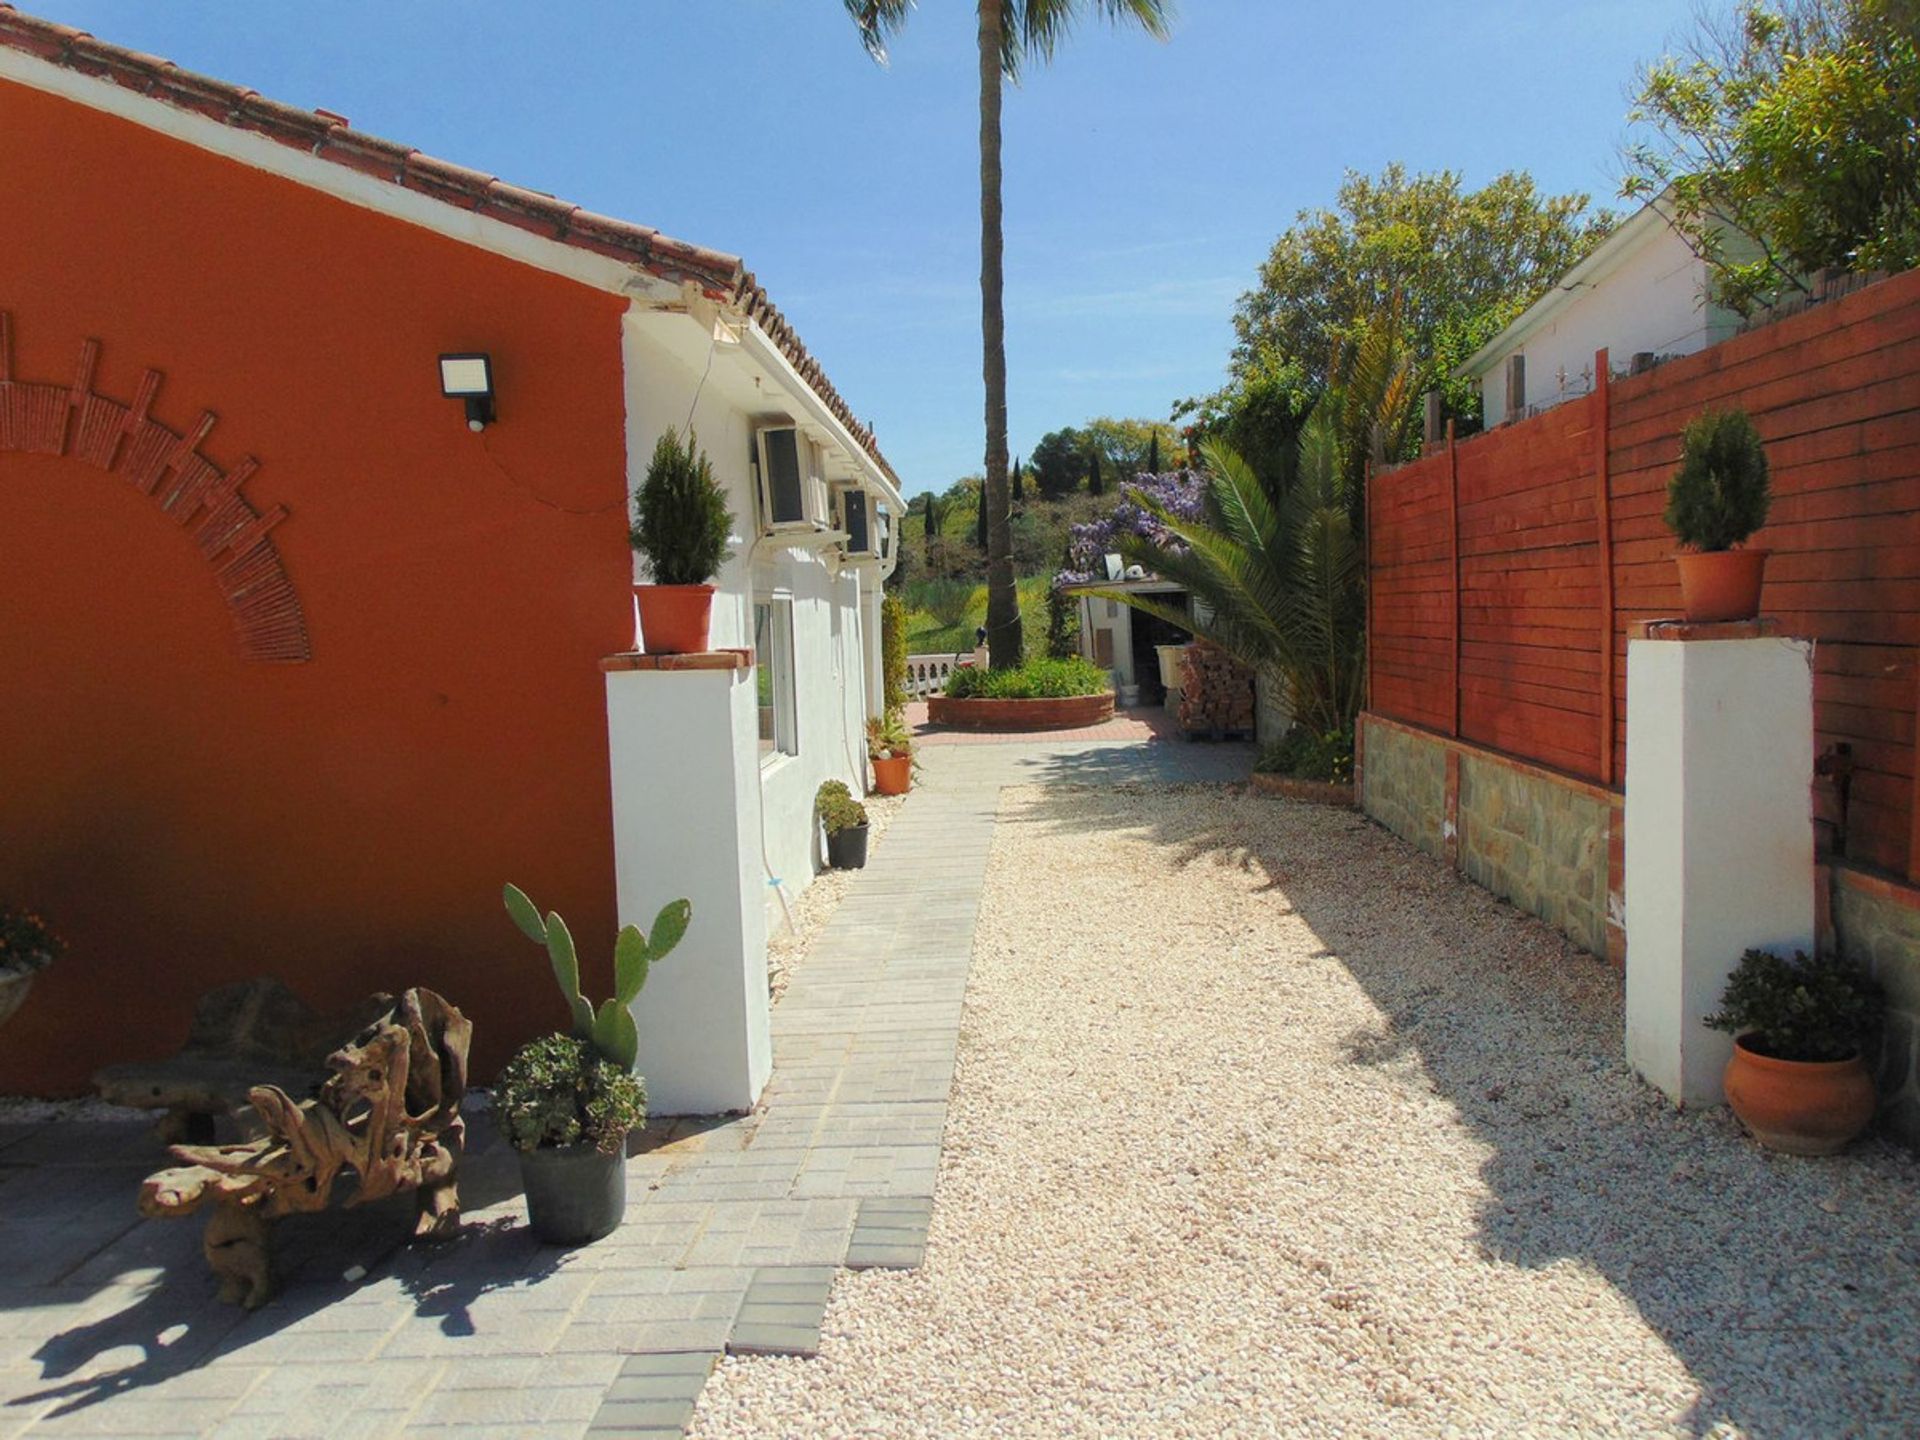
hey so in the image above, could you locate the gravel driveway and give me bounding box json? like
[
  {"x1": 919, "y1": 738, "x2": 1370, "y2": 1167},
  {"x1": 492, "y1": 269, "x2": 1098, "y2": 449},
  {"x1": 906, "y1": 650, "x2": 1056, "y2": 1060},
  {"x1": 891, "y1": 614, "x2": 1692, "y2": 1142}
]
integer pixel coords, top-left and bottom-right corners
[{"x1": 693, "y1": 783, "x2": 1920, "y2": 1439}]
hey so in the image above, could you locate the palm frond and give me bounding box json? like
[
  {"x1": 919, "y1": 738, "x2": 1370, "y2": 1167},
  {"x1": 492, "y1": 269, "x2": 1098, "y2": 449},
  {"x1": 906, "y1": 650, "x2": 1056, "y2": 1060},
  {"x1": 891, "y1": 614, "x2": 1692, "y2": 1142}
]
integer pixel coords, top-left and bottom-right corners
[{"x1": 844, "y1": 0, "x2": 916, "y2": 63}]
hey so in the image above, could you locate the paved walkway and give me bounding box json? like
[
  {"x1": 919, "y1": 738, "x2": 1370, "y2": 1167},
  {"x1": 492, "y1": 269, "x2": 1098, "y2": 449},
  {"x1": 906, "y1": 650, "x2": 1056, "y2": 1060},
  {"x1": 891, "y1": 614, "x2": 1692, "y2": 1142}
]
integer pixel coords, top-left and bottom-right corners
[{"x1": 0, "y1": 732, "x2": 1252, "y2": 1439}]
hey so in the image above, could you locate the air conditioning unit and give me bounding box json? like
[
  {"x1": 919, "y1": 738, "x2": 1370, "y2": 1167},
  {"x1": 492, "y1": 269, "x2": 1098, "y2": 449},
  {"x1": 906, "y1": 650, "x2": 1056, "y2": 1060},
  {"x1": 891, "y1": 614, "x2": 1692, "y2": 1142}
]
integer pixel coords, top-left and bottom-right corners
[
  {"x1": 753, "y1": 424, "x2": 831, "y2": 536},
  {"x1": 833, "y1": 485, "x2": 875, "y2": 558}
]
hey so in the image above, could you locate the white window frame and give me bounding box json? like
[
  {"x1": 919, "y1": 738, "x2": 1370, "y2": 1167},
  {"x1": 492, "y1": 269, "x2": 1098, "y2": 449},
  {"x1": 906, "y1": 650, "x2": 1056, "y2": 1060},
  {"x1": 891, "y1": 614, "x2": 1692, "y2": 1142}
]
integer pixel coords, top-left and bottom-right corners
[{"x1": 753, "y1": 594, "x2": 799, "y2": 765}]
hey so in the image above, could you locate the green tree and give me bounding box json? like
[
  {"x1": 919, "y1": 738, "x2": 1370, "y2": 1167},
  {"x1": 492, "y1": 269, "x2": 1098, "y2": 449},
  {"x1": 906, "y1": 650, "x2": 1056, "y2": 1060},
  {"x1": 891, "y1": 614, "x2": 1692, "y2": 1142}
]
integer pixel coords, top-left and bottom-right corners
[
  {"x1": 1229, "y1": 165, "x2": 1612, "y2": 430},
  {"x1": 1080, "y1": 416, "x2": 1183, "y2": 481},
  {"x1": 1011, "y1": 456, "x2": 1026, "y2": 502},
  {"x1": 846, "y1": 0, "x2": 1174, "y2": 669},
  {"x1": 1029, "y1": 425, "x2": 1089, "y2": 497},
  {"x1": 1623, "y1": 0, "x2": 1920, "y2": 313},
  {"x1": 975, "y1": 479, "x2": 989, "y2": 552},
  {"x1": 1087, "y1": 448, "x2": 1104, "y2": 496}
]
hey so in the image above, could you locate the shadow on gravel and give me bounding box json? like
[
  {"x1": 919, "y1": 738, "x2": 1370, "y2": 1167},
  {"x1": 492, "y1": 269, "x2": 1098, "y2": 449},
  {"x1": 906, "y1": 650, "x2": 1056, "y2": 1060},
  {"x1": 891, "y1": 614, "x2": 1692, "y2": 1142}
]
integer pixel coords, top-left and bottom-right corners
[{"x1": 1019, "y1": 782, "x2": 1920, "y2": 1440}]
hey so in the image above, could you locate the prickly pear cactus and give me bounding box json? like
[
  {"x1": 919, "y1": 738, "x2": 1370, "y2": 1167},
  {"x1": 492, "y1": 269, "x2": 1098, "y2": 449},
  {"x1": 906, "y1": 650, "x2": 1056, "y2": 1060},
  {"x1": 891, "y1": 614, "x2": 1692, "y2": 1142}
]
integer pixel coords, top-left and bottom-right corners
[{"x1": 502, "y1": 884, "x2": 690, "y2": 1073}]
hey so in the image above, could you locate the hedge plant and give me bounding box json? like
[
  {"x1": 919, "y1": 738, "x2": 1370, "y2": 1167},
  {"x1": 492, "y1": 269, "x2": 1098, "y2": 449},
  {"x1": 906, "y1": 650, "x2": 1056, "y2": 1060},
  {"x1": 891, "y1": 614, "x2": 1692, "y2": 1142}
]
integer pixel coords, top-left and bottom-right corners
[
  {"x1": 1664, "y1": 409, "x2": 1770, "y2": 552},
  {"x1": 1705, "y1": 948, "x2": 1885, "y2": 1063},
  {"x1": 631, "y1": 429, "x2": 732, "y2": 586},
  {"x1": 943, "y1": 655, "x2": 1110, "y2": 701}
]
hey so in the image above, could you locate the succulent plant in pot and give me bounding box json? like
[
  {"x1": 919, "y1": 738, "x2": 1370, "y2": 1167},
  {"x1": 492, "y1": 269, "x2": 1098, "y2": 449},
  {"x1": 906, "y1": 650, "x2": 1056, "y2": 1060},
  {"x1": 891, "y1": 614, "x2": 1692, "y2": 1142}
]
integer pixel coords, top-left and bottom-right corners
[
  {"x1": 499, "y1": 882, "x2": 689, "y2": 1243},
  {"x1": 1706, "y1": 948, "x2": 1886, "y2": 1155},
  {"x1": 816, "y1": 780, "x2": 870, "y2": 870},
  {"x1": 0, "y1": 906, "x2": 63, "y2": 1031},
  {"x1": 630, "y1": 429, "x2": 733, "y2": 654},
  {"x1": 1664, "y1": 408, "x2": 1772, "y2": 621},
  {"x1": 867, "y1": 712, "x2": 915, "y2": 796}
]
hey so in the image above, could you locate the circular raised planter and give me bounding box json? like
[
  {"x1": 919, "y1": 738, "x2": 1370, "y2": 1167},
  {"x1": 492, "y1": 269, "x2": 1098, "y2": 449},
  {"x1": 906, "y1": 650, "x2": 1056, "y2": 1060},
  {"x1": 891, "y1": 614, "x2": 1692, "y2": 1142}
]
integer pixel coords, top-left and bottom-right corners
[
  {"x1": 1249, "y1": 772, "x2": 1356, "y2": 808},
  {"x1": 927, "y1": 691, "x2": 1115, "y2": 730}
]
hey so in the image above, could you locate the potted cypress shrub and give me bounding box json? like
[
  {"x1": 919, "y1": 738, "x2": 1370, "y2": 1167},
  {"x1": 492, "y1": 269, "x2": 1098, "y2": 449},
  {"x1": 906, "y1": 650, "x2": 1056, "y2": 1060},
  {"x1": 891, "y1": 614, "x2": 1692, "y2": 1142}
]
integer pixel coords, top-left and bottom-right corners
[
  {"x1": 0, "y1": 905, "x2": 62, "y2": 1031},
  {"x1": 1706, "y1": 948, "x2": 1886, "y2": 1155},
  {"x1": 867, "y1": 712, "x2": 915, "y2": 796},
  {"x1": 498, "y1": 883, "x2": 689, "y2": 1243},
  {"x1": 630, "y1": 429, "x2": 733, "y2": 654},
  {"x1": 816, "y1": 781, "x2": 870, "y2": 869},
  {"x1": 1665, "y1": 408, "x2": 1772, "y2": 621}
]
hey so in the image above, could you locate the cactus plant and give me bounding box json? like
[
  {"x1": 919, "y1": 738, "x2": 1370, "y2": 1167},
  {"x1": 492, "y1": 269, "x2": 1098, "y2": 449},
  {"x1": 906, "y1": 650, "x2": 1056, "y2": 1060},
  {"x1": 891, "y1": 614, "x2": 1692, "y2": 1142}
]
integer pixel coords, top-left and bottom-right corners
[{"x1": 503, "y1": 883, "x2": 689, "y2": 1072}]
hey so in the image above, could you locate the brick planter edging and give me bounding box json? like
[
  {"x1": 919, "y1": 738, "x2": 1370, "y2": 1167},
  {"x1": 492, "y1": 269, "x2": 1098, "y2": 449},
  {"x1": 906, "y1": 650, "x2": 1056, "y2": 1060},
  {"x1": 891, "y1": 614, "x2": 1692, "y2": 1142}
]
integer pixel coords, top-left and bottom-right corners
[
  {"x1": 1249, "y1": 772, "x2": 1356, "y2": 807},
  {"x1": 926, "y1": 692, "x2": 1114, "y2": 730}
]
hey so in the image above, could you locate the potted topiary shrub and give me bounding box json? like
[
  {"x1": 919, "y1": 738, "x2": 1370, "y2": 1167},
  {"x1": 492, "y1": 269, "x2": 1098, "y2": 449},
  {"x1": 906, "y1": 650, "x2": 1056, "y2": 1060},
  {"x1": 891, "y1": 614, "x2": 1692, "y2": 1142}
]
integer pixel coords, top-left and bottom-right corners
[
  {"x1": 1664, "y1": 408, "x2": 1771, "y2": 621},
  {"x1": 498, "y1": 882, "x2": 689, "y2": 1243},
  {"x1": 630, "y1": 429, "x2": 733, "y2": 654},
  {"x1": 816, "y1": 780, "x2": 870, "y2": 870},
  {"x1": 0, "y1": 905, "x2": 62, "y2": 1031},
  {"x1": 1706, "y1": 948, "x2": 1886, "y2": 1155},
  {"x1": 867, "y1": 712, "x2": 915, "y2": 796}
]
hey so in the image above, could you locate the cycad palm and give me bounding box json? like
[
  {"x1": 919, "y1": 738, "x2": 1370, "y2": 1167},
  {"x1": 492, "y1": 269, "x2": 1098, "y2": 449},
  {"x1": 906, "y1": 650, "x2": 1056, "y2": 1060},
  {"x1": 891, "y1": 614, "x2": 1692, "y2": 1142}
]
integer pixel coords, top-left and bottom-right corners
[
  {"x1": 845, "y1": 0, "x2": 1174, "y2": 669},
  {"x1": 1102, "y1": 415, "x2": 1365, "y2": 736}
]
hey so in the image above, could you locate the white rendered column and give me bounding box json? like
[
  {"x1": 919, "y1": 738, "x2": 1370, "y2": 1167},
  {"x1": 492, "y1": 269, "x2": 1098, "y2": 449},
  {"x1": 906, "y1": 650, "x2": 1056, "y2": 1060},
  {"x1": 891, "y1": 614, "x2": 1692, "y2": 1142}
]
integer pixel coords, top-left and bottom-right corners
[
  {"x1": 605, "y1": 661, "x2": 771, "y2": 1114},
  {"x1": 1625, "y1": 633, "x2": 1814, "y2": 1105}
]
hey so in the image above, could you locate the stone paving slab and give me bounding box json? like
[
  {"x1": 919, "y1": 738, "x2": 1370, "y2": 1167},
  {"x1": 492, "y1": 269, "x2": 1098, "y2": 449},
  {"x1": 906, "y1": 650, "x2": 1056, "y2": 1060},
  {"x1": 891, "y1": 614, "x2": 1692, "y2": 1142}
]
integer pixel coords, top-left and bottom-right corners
[{"x1": 0, "y1": 734, "x2": 1251, "y2": 1438}]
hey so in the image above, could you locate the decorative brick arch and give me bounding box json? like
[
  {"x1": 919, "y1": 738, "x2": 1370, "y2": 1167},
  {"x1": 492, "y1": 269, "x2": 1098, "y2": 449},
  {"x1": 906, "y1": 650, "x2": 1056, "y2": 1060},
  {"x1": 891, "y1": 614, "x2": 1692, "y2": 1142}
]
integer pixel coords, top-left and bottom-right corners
[{"x1": 0, "y1": 314, "x2": 310, "y2": 662}]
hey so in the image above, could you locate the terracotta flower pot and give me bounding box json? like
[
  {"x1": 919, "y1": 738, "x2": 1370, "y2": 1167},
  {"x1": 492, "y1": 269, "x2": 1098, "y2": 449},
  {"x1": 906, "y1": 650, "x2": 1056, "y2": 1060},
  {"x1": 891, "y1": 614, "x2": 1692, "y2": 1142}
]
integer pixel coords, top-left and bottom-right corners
[
  {"x1": 871, "y1": 754, "x2": 911, "y2": 796},
  {"x1": 634, "y1": 584, "x2": 714, "y2": 655},
  {"x1": 1674, "y1": 548, "x2": 1768, "y2": 623},
  {"x1": 1723, "y1": 1034, "x2": 1876, "y2": 1155}
]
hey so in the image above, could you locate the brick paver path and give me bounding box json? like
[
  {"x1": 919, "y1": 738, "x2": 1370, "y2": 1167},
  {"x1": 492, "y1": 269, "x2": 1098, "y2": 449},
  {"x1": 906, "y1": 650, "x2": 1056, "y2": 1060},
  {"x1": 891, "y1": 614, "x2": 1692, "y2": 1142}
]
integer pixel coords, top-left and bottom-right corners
[{"x1": 0, "y1": 732, "x2": 1251, "y2": 1438}]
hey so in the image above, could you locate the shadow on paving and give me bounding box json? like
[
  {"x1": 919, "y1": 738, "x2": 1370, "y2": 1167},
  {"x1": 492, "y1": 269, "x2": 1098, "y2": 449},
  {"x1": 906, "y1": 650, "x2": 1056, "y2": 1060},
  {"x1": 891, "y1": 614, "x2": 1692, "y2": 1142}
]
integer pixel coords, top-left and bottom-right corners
[
  {"x1": 1008, "y1": 782, "x2": 1920, "y2": 1440},
  {"x1": 0, "y1": 1106, "x2": 695, "y2": 1422}
]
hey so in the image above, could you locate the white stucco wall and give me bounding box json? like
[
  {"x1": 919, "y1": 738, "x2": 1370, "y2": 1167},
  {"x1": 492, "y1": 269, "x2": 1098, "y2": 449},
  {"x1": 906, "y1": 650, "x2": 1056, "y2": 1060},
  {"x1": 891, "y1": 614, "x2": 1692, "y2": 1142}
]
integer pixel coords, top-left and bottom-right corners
[
  {"x1": 620, "y1": 310, "x2": 877, "y2": 937},
  {"x1": 1480, "y1": 224, "x2": 1734, "y2": 426}
]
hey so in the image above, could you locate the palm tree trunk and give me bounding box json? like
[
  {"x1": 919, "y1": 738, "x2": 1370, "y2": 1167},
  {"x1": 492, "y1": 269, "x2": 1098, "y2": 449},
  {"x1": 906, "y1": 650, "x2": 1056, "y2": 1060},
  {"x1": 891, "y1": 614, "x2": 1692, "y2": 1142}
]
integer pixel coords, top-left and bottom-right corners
[{"x1": 978, "y1": 0, "x2": 1021, "y2": 669}]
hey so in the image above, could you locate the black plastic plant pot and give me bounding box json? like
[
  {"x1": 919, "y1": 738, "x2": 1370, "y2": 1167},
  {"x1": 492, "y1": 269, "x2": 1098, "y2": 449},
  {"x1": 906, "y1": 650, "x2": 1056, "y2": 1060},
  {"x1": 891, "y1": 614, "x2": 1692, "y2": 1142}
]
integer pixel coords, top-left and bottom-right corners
[
  {"x1": 826, "y1": 823, "x2": 870, "y2": 870},
  {"x1": 518, "y1": 1141, "x2": 626, "y2": 1245}
]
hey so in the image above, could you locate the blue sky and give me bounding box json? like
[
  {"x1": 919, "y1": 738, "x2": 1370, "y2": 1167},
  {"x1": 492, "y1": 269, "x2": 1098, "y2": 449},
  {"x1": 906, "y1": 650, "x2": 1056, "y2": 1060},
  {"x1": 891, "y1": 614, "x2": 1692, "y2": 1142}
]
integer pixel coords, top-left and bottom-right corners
[{"x1": 31, "y1": 1, "x2": 1693, "y2": 496}]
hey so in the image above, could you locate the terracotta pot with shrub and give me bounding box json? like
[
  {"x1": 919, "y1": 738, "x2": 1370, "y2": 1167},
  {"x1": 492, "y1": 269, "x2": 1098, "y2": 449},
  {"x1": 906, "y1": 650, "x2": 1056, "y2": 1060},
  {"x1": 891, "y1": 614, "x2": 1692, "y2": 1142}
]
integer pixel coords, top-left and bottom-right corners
[
  {"x1": 868, "y1": 712, "x2": 915, "y2": 795},
  {"x1": 1665, "y1": 409, "x2": 1771, "y2": 622},
  {"x1": 498, "y1": 883, "x2": 689, "y2": 1243},
  {"x1": 1706, "y1": 947, "x2": 1885, "y2": 1155},
  {"x1": 630, "y1": 429, "x2": 733, "y2": 654},
  {"x1": 0, "y1": 905, "x2": 62, "y2": 1031},
  {"x1": 816, "y1": 780, "x2": 870, "y2": 869}
]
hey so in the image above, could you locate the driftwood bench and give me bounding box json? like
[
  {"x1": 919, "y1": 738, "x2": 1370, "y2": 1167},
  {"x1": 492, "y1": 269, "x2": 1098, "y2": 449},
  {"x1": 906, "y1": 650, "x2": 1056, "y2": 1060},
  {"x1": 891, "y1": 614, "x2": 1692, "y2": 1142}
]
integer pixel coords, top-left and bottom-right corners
[
  {"x1": 95, "y1": 977, "x2": 359, "y2": 1142},
  {"x1": 137, "y1": 987, "x2": 471, "y2": 1307}
]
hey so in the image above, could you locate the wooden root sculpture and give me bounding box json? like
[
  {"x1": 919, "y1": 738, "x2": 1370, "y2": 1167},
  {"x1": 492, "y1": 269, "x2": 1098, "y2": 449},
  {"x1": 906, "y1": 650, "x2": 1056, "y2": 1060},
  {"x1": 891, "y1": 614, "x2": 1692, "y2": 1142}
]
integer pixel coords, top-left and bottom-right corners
[{"x1": 137, "y1": 987, "x2": 472, "y2": 1308}]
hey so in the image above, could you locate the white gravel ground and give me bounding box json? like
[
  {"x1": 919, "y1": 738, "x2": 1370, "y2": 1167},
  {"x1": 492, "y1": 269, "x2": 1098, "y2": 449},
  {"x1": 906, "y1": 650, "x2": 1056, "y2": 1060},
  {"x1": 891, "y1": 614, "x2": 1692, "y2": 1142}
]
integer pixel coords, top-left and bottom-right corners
[
  {"x1": 694, "y1": 783, "x2": 1920, "y2": 1439},
  {"x1": 768, "y1": 789, "x2": 907, "y2": 1003}
]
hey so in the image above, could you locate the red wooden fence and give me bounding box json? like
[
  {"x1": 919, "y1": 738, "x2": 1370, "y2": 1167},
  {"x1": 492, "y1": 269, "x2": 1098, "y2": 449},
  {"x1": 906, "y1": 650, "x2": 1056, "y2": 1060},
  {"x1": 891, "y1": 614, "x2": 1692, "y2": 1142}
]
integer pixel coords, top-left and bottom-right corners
[{"x1": 1368, "y1": 267, "x2": 1920, "y2": 877}]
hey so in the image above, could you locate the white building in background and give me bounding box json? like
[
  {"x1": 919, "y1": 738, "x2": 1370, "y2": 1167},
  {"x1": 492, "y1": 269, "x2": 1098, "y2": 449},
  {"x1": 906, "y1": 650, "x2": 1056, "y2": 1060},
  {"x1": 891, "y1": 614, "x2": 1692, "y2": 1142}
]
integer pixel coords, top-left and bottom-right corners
[{"x1": 1459, "y1": 197, "x2": 1751, "y2": 427}]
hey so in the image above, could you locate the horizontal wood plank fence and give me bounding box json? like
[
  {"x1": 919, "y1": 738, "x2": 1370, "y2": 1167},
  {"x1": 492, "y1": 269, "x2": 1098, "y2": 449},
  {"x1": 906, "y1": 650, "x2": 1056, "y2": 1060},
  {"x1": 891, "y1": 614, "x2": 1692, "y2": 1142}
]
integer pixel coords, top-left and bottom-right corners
[{"x1": 1367, "y1": 267, "x2": 1920, "y2": 878}]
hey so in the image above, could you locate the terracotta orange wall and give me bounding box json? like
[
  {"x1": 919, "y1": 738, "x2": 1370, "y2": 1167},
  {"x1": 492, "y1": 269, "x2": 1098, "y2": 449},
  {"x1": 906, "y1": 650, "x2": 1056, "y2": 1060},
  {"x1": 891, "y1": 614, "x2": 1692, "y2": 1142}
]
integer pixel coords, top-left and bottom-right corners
[{"x1": 0, "y1": 80, "x2": 636, "y2": 1091}]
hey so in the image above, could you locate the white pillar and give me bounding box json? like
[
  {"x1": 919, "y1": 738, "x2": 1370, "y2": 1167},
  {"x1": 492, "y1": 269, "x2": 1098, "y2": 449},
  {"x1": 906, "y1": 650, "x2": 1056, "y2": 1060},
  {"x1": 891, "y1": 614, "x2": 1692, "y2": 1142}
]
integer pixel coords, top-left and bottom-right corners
[
  {"x1": 1625, "y1": 632, "x2": 1815, "y2": 1106},
  {"x1": 605, "y1": 661, "x2": 771, "y2": 1115}
]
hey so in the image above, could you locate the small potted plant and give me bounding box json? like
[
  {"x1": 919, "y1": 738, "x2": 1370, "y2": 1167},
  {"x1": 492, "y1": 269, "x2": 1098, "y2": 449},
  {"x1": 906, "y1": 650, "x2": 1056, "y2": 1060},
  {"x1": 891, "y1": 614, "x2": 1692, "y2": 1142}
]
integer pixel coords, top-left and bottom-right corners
[
  {"x1": 499, "y1": 882, "x2": 689, "y2": 1243},
  {"x1": 1706, "y1": 948, "x2": 1886, "y2": 1155},
  {"x1": 867, "y1": 712, "x2": 915, "y2": 796},
  {"x1": 816, "y1": 780, "x2": 870, "y2": 870},
  {"x1": 630, "y1": 429, "x2": 733, "y2": 654},
  {"x1": 1664, "y1": 408, "x2": 1771, "y2": 621},
  {"x1": 0, "y1": 905, "x2": 63, "y2": 1031}
]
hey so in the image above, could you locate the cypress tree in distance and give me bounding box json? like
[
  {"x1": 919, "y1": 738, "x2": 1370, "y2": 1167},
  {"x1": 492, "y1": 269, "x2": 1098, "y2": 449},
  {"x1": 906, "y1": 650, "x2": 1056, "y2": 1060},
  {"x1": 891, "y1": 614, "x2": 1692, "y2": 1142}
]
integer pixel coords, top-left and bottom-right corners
[
  {"x1": 975, "y1": 480, "x2": 988, "y2": 551},
  {"x1": 1147, "y1": 433, "x2": 1161, "y2": 475},
  {"x1": 1011, "y1": 457, "x2": 1025, "y2": 503},
  {"x1": 1088, "y1": 448, "x2": 1104, "y2": 497}
]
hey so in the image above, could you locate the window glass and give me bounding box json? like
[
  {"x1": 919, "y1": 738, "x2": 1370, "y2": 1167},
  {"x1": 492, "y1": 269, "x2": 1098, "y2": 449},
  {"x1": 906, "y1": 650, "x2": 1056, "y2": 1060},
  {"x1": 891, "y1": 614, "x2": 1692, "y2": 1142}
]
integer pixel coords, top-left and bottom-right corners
[{"x1": 754, "y1": 597, "x2": 798, "y2": 762}]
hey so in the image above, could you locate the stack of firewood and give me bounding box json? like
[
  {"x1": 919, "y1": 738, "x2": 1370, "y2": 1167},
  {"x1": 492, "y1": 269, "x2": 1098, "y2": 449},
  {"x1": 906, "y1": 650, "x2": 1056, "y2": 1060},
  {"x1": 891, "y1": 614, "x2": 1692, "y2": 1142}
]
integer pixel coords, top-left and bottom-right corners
[{"x1": 1178, "y1": 642, "x2": 1255, "y2": 737}]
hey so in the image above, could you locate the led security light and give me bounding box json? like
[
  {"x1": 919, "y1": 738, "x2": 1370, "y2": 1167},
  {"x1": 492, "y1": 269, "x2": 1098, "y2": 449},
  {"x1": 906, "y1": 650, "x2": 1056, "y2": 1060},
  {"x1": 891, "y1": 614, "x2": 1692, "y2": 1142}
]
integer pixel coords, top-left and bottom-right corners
[{"x1": 438, "y1": 353, "x2": 495, "y2": 431}]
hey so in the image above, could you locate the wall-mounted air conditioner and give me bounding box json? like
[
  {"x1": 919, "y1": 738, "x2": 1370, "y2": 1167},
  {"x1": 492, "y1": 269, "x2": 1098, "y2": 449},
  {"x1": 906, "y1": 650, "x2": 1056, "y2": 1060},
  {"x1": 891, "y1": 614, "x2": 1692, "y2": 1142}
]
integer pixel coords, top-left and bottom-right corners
[
  {"x1": 833, "y1": 485, "x2": 876, "y2": 559},
  {"x1": 753, "y1": 424, "x2": 831, "y2": 536}
]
